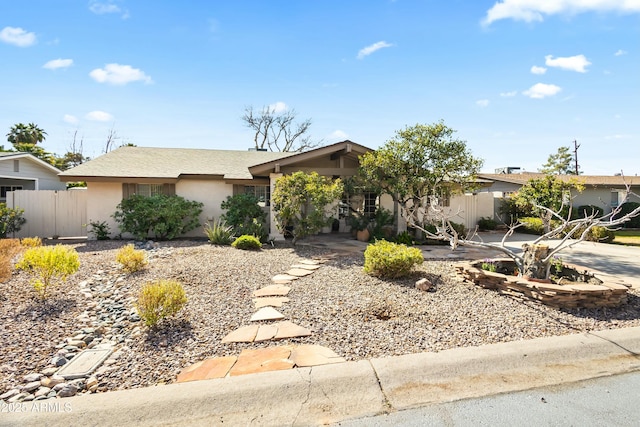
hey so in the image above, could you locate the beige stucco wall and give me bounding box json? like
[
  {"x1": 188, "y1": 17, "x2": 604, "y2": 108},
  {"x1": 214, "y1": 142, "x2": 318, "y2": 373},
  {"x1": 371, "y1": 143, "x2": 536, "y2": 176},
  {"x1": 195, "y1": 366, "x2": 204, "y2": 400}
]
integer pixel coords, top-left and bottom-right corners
[
  {"x1": 86, "y1": 179, "x2": 233, "y2": 239},
  {"x1": 86, "y1": 182, "x2": 123, "y2": 239},
  {"x1": 177, "y1": 180, "x2": 232, "y2": 237}
]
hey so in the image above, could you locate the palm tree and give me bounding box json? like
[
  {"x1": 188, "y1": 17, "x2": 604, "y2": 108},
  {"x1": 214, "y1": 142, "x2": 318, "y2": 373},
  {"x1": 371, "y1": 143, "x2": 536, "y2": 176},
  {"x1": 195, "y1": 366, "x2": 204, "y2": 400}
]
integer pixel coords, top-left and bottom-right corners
[{"x1": 6, "y1": 123, "x2": 48, "y2": 146}]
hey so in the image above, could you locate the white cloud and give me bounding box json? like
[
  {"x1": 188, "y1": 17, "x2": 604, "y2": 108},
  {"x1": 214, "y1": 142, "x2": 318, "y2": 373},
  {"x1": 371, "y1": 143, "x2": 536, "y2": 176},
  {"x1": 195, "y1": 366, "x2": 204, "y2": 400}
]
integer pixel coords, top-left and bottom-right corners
[
  {"x1": 89, "y1": 63, "x2": 153, "y2": 85},
  {"x1": 328, "y1": 130, "x2": 348, "y2": 140},
  {"x1": 0, "y1": 26, "x2": 37, "y2": 47},
  {"x1": 530, "y1": 65, "x2": 547, "y2": 74},
  {"x1": 545, "y1": 54, "x2": 591, "y2": 72},
  {"x1": 268, "y1": 102, "x2": 288, "y2": 113},
  {"x1": 357, "y1": 41, "x2": 393, "y2": 59},
  {"x1": 482, "y1": 0, "x2": 640, "y2": 26},
  {"x1": 476, "y1": 99, "x2": 490, "y2": 107},
  {"x1": 43, "y1": 58, "x2": 73, "y2": 70},
  {"x1": 63, "y1": 114, "x2": 79, "y2": 124},
  {"x1": 500, "y1": 91, "x2": 518, "y2": 97},
  {"x1": 85, "y1": 111, "x2": 114, "y2": 122},
  {"x1": 89, "y1": 0, "x2": 129, "y2": 18},
  {"x1": 614, "y1": 49, "x2": 628, "y2": 56},
  {"x1": 522, "y1": 83, "x2": 562, "y2": 99},
  {"x1": 604, "y1": 134, "x2": 631, "y2": 140}
]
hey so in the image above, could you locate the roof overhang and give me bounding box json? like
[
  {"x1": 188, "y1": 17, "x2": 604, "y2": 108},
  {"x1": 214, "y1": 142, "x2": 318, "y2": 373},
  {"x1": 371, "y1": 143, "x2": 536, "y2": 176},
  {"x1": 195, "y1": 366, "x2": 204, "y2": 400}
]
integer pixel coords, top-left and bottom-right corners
[{"x1": 248, "y1": 140, "x2": 372, "y2": 176}]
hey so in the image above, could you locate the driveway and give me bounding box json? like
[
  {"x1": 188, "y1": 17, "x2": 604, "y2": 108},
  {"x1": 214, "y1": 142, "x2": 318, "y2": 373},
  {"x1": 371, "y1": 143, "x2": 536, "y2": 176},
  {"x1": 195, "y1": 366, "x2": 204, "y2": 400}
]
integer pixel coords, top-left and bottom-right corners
[{"x1": 470, "y1": 231, "x2": 640, "y2": 288}]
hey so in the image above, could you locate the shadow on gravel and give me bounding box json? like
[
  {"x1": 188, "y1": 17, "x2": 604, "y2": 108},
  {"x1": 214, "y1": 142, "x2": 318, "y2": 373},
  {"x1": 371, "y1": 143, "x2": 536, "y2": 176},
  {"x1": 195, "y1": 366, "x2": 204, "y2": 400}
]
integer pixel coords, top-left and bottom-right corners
[
  {"x1": 561, "y1": 293, "x2": 640, "y2": 321},
  {"x1": 142, "y1": 319, "x2": 195, "y2": 350},
  {"x1": 15, "y1": 298, "x2": 78, "y2": 320}
]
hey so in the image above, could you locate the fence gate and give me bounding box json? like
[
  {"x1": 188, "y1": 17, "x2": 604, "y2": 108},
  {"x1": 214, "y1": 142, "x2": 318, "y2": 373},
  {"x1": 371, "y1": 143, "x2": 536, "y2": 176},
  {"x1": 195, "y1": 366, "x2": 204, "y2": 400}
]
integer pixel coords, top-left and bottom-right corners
[{"x1": 6, "y1": 190, "x2": 88, "y2": 239}]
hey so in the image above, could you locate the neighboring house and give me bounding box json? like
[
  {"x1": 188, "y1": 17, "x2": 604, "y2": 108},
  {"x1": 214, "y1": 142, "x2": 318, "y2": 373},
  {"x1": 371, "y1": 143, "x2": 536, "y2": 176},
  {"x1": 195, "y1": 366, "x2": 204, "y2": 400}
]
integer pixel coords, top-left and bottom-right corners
[
  {"x1": 58, "y1": 141, "x2": 374, "y2": 239},
  {"x1": 477, "y1": 172, "x2": 640, "y2": 221},
  {"x1": 0, "y1": 152, "x2": 66, "y2": 202}
]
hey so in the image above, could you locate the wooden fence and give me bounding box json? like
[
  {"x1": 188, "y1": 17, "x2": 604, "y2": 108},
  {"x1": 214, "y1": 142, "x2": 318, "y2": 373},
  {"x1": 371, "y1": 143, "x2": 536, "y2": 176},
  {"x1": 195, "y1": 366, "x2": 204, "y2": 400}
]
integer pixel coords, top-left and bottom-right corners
[{"x1": 6, "y1": 190, "x2": 88, "y2": 238}]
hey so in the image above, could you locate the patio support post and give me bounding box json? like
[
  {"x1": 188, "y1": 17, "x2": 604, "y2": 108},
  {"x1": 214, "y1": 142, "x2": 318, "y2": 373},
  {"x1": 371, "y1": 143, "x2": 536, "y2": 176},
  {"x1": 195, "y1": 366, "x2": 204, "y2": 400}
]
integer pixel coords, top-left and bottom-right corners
[{"x1": 269, "y1": 173, "x2": 285, "y2": 241}]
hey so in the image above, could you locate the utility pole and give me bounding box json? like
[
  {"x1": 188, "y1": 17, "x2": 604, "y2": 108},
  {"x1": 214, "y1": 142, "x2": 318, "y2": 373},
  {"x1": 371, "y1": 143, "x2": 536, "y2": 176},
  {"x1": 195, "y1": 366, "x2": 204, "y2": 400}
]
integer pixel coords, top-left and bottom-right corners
[{"x1": 572, "y1": 140, "x2": 580, "y2": 175}]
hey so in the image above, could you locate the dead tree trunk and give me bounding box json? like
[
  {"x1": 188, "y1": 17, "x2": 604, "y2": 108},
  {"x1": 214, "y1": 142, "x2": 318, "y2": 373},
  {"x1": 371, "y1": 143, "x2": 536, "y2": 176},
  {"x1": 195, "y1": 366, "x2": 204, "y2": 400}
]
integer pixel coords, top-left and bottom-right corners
[{"x1": 521, "y1": 243, "x2": 550, "y2": 280}]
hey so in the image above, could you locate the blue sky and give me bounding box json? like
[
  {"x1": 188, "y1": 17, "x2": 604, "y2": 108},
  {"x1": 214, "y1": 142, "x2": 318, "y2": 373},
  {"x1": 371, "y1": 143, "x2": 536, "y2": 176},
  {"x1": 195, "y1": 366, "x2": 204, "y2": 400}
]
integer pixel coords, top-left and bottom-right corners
[{"x1": 1, "y1": 1, "x2": 638, "y2": 175}]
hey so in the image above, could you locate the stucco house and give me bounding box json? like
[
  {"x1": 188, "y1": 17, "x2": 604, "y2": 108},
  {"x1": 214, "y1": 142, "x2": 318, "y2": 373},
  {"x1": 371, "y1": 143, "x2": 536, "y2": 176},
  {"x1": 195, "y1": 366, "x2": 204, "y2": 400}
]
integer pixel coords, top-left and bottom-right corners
[
  {"x1": 0, "y1": 152, "x2": 66, "y2": 202},
  {"x1": 58, "y1": 141, "x2": 377, "y2": 239},
  {"x1": 476, "y1": 172, "x2": 640, "y2": 221}
]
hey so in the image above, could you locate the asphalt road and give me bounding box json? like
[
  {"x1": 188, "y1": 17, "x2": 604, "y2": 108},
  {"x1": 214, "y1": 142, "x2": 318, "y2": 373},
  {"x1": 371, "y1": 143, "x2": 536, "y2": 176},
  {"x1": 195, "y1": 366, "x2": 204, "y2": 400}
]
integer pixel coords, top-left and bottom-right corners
[{"x1": 336, "y1": 371, "x2": 640, "y2": 427}]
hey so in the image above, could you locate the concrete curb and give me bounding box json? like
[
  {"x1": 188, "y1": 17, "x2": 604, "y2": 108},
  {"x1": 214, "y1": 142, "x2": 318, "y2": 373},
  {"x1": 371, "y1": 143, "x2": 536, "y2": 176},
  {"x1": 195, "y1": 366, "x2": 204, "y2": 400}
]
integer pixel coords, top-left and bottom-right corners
[{"x1": 5, "y1": 327, "x2": 640, "y2": 427}]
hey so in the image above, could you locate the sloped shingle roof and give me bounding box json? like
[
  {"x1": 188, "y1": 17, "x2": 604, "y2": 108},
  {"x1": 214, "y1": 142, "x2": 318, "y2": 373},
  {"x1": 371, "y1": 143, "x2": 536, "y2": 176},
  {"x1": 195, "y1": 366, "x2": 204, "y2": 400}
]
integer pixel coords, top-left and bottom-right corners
[
  {"x1": 58, "y1": 146, "x2": 296, "y2": 181},
  {"x1": 478, "y1": 173, "x2": 639, "y2": 187}
]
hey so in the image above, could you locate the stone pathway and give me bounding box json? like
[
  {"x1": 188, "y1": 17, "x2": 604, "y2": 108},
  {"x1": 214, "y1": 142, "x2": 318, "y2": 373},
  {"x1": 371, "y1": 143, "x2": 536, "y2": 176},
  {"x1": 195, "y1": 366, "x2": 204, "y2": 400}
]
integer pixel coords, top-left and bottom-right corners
[{"x1": 177, "y1": 257, "x2": 347, "y2": 382}]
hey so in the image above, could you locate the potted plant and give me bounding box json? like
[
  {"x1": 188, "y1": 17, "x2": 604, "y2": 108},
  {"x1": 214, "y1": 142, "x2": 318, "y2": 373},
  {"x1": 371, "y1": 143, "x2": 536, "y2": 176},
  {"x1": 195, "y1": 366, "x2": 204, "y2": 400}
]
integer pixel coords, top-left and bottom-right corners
[{"x1": 349, "y1": 212, "x2": 371, "y2": 241}]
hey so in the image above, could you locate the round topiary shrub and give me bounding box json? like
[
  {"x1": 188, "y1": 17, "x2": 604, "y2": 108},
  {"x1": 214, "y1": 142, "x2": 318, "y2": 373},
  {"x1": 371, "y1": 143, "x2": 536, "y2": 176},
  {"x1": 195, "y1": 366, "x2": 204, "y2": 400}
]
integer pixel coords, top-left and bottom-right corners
[
  {"x1": 232, "y1": 234, "x2": 262, "y2": 250},
  {"x1": 363, "y1": 239, "x2": 424, "y2": 279}
]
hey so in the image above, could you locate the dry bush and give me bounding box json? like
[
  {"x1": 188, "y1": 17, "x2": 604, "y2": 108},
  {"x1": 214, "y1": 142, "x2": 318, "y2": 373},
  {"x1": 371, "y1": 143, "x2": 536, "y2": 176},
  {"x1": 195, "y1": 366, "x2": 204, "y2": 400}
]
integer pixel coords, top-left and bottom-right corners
[{"x1": 0, "y1": 239, "x2": 22, "y2": 282}]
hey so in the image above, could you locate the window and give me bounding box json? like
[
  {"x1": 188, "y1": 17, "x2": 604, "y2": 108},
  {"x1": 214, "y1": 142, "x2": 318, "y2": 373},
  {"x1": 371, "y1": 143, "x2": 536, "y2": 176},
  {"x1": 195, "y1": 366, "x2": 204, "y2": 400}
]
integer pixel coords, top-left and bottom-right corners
[
  {"x1": 364, "y1": 192, "x2": 377, "y2": 217},
  {"x1": 13, "y1": 160, "x2": 19, "y2": 172},
  {"x1": 611, "y1": 191, "x2": 620, "y2": 207},
  {"x1": 1, "y1": 185, "x2": 23, "y2": 198},
  {"x1": 122, "y1": 183, "x2": 175, "y2": 198},
  {"x1": 135, "y1": 184, "x2": 164, "y2": 197},
  {"x1": 245, "y1": 185, "x2": 270, "y2": 207}
]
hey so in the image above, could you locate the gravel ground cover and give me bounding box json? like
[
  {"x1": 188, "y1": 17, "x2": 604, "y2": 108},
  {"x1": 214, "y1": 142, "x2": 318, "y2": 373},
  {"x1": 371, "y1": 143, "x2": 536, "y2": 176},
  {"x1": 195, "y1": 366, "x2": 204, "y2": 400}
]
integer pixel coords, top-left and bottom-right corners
[{"x1": 2, "y1": 239, "x2": 640, "y2": 396}]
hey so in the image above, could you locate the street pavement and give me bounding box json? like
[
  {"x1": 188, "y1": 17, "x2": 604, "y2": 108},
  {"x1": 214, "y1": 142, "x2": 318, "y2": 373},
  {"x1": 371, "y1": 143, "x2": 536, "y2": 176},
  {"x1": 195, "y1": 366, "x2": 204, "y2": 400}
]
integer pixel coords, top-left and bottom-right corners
[{"x1": 337, "y1": 371, "x2": 640, "y2": 426}]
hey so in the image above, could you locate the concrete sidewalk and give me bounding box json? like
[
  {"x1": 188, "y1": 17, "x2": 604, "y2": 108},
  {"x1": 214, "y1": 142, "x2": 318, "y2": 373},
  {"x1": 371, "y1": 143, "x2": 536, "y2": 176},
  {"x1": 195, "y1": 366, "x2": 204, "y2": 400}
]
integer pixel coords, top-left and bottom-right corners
[{"x1": 6, "y1": 327, "x2": 640, "y2": 427}]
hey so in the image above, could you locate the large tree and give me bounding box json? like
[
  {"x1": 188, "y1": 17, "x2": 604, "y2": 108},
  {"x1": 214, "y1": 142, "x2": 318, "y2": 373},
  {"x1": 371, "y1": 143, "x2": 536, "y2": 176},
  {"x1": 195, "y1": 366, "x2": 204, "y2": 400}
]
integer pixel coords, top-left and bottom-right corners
[
  {"x1": 358, "y1": 121, "x2": 483, "y2": 235},
  {"x1": 512, "y1": 175, "x2": 584, "y2": 233},
  {"x1": 5, "y1": 122, "x2": 56, "y2": 164},
  {"x1": 242, "y1": 105, "x2": 320, "y2": 152},
  {"x1": 539, "y1": 146, "x2": 578, "y2": 175},
  {"x1": 6, "y1": 122, "x2": 47, "y2": 146}
]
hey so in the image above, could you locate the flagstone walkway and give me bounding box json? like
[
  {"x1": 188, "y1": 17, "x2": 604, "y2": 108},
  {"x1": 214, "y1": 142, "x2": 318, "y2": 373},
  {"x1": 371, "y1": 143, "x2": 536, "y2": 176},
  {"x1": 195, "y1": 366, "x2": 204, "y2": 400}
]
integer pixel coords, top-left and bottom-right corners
[{"x1": 176, "y1": 257, "x2": 346, "y2": 383}]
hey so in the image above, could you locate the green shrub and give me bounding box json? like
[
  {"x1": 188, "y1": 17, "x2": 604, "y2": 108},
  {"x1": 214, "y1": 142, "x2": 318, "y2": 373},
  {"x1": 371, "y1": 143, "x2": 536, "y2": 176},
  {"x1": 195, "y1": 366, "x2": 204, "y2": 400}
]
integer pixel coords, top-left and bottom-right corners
[
  {"x1": 113, "y1": 195, "x2": 203, "y2": 240},
  {"x1": 573, "y1": 205, "x2": 604, "y2": 220},
  {"x1": 518, "y1": 217, "x2": 545, "y2": 235},
  {"x1": 20, "y1": 237, "x2": 42, "y2": 247},
  {"x1": 449, "y1": 221, "x2": 466, "y2": 237},
  {"x1": 203, "y1": 218, "x2": 234, "y2": 245},
  {"x1": 363, "y1": 239, "x2": 424, "y2": 279},
  {"x1": 570, "y1": 225, "x2": 615, "y2": 243},
  {"x1": 612, "y1": 202, "x2": 640, "y2": 228},
  {"x1": 15, "y1": 245, "x2": 80, "y2": 299},
  {"x1": 87, "y1": 220, "x2": 111, "y2": 240},
  {"x1": 136, "y1": 279, "x2": 187, "y2": 328},
  {"x1": 221, "y1": 194, "x2": 268, "y2": 241},
  {"x1": 116, "y1": 244, "x2": 148, "y2": 273},
  {"x1": 481, "y1": 259, "x2": 497, "y2": 272},
  {"x1": 231, "y1": 234, "x2": 262, "y2": 250},
  {"x1": 0, "y1": 203, "x2": 26, "y2": 238},
  {"x1": 477, "y1": 216, "x2": 497, "y2": 231},
  {"x1": 394, "y1": 231, "x2": 414, "y2": 245},
  {"x1": 369, "y1": 208, "x2": 395, "y2": 240}
]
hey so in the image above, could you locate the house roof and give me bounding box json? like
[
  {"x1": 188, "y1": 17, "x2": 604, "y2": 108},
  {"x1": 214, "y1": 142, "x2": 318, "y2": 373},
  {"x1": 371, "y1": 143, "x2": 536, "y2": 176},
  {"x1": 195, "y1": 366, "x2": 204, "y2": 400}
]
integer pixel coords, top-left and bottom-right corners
[
  {"x1": 58, "y1": 141, "x2": 372, "y2": 182},
  {"x1": 478, "y1": 172, "x2": 640, "y2": 188},
  {"x1": 0, "y1": 151, "x2": 62, "y2": 175},
  {"x1": 248, "y1": 140, "x2": 372, "y2": 175},
  {"x1": 58, "y1": 146, "x2": 297, "y2": 181}
]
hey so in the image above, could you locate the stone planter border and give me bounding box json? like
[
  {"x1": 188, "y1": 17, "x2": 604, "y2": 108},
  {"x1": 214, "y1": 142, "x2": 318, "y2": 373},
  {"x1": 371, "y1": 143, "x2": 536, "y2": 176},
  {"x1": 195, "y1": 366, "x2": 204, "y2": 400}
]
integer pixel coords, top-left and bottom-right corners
[{"x1": 455, "y1": 258, "x2": 629, "y2": 309}]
